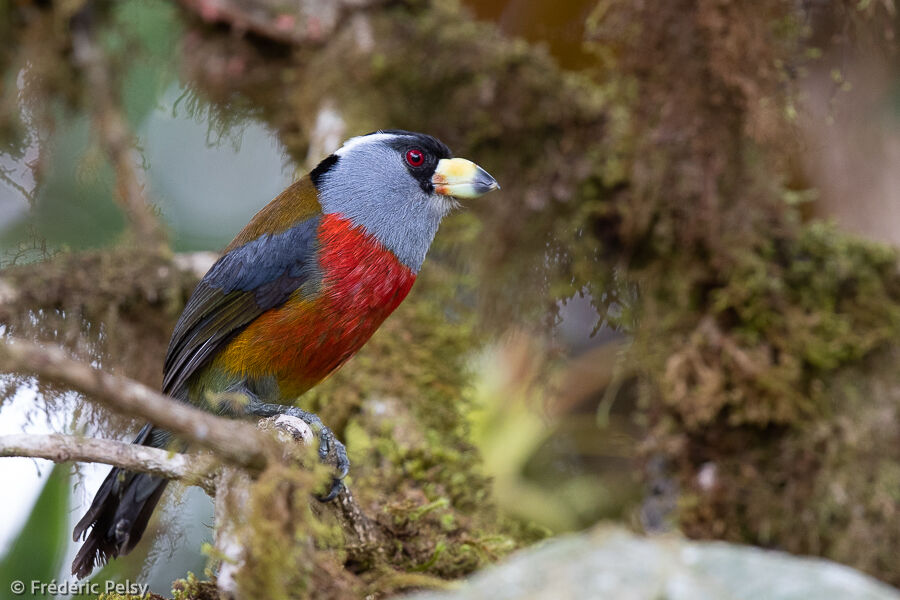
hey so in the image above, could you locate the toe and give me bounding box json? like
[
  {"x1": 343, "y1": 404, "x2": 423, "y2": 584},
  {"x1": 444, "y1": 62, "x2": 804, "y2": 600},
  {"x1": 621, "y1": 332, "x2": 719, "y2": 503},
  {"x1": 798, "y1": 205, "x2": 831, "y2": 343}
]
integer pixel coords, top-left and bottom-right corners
[
  {"x1": 317, "y1": 426, "x2": 332, "y2": 459},
  {"x1": 334, "y1": 443, "x2": 350, "y2": 479}
]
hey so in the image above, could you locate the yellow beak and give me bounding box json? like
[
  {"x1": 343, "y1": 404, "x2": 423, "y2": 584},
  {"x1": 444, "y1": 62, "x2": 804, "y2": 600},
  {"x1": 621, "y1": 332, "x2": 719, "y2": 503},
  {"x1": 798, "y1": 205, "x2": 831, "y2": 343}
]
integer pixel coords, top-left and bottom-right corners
[{"x1": 432, "y1": 158, "x2": 500, "y2": 199}]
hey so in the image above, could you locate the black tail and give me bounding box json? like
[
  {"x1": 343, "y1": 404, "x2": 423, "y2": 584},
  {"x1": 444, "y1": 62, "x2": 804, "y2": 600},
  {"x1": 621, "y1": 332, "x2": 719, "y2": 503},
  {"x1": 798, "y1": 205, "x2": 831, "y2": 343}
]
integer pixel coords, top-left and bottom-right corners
[{"x1": 71, "y1": 424, "x2": 170, "y2": 578}]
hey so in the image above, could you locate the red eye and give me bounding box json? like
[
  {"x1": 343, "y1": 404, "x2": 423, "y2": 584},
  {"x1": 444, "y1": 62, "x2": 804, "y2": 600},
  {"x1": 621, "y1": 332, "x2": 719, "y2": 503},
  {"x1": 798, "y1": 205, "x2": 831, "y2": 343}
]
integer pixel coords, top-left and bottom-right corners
[{"x1": 406, "y1": 148, "x2": 425, "y2": 167}]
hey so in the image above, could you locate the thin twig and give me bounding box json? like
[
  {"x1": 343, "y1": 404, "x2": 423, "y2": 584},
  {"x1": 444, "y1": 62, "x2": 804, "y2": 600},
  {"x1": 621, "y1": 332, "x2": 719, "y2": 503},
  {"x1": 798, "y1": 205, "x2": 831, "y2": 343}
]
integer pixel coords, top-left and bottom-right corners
[
  {"x1": 0, "y1": 336, "x2": 273, "y2": 470},
  {"x1": 0, "y1": 433, "x2": 218, "y2": 493}
]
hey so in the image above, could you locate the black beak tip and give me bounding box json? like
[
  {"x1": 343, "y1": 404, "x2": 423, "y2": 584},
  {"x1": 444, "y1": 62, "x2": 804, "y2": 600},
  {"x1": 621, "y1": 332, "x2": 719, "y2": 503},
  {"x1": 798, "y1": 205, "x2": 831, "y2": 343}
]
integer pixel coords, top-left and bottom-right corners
[{"x1": 475, "y1": 166, "x2": 500, "y2": 194}]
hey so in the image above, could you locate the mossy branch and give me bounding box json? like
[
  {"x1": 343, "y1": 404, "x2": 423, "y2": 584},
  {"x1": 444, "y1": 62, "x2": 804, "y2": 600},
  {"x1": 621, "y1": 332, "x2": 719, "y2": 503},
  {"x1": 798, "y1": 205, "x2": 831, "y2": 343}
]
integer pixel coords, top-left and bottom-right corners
[
  {"x1": 175, "y1": 0, "x2": 385, "y2": 45},
  {"x1": 0, "y1": 336, "x2": 272, "y2": 470},
  {"x1": 0, "y1": 336, "x2": 386, "y2": 571}
]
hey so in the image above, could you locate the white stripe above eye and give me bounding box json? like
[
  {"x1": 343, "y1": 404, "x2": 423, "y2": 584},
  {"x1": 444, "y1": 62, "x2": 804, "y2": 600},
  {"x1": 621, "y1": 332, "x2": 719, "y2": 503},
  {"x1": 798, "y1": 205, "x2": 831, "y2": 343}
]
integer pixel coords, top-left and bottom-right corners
[{"x1": 333, "y1": 132, "x2": 403, "y2": 156}]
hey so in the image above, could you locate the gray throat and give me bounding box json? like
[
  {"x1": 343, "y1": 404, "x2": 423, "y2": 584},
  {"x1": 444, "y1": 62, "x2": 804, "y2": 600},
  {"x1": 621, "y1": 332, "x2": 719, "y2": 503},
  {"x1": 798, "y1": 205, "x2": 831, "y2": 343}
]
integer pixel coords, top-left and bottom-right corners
[{"x1": 315, "y1": 148, "x2": 450, "y2": 272}]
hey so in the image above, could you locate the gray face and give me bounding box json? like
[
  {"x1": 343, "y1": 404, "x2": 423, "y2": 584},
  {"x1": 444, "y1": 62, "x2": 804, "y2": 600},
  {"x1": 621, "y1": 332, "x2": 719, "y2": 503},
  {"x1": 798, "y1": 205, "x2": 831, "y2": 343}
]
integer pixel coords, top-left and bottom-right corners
[{"x1": 314, "y1": 132, "x2": 456, "y2": 273}]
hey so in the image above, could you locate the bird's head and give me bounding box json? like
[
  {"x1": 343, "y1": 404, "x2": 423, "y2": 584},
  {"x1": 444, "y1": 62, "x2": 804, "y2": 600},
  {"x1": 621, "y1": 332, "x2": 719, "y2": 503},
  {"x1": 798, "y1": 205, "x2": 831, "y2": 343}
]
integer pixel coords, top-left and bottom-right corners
[{"x1": 310, "y1": 130, "x2": 499, "y2": 272}]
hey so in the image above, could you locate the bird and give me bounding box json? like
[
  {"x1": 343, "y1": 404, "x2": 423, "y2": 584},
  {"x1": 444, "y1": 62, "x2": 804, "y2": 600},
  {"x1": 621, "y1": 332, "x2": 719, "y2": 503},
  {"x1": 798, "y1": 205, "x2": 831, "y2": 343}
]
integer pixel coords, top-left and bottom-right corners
[{"x1": 70, "y1": 129, "x2": 499, "y2": 578}]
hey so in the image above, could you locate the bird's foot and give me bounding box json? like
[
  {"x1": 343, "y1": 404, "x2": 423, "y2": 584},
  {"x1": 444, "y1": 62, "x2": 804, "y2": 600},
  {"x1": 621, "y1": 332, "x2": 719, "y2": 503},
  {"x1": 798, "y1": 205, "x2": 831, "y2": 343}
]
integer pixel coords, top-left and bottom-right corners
[{"x1": 246, "y1": 399, "x2": 349, "y2": 501}]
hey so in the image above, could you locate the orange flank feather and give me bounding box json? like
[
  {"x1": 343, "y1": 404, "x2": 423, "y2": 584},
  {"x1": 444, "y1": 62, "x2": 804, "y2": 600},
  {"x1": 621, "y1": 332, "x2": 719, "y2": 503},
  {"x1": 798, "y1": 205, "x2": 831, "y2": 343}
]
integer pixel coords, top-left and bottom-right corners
[{"x1": 214, "y1": 213, "x2": 416, "y2": 398}]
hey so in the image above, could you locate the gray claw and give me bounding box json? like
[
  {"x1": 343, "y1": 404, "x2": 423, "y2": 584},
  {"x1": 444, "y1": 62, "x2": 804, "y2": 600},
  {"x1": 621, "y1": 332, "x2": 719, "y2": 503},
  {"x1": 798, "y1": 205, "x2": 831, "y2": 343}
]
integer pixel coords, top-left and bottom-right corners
[
  {"x1": 317, "y1": 432, "x2": 349, "y2": 502},
  {"x1": 317, "y1": 478, "x2": 344, "y2": 502}
]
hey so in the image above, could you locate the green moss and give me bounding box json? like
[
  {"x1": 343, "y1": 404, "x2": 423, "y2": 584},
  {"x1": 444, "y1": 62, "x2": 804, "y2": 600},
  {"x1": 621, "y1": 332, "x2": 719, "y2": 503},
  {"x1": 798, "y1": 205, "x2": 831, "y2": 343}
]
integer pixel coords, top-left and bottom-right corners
[
  {"x1": 676, "y1": 347, "x2": 900, "y2": 583},
  {"x1": 649, "y1": 223, "x2": 900, "y2": 430},
  {"x1": 582, "y1": 0, "x2": 900, "y2": 587},
  {"x1": 232, "y1": 461, "x2": 358, "y2": 600},
  {"x1": 170, "y1": 572, "x2": 218, "y2": 600}
]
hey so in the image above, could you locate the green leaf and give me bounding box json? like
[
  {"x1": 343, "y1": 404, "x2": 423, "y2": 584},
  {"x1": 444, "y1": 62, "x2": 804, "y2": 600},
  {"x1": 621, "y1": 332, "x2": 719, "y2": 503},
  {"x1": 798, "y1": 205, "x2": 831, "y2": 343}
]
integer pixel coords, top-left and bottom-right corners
[{"x1": 0, "y1": 463, "x2": 71, "y2": 598}]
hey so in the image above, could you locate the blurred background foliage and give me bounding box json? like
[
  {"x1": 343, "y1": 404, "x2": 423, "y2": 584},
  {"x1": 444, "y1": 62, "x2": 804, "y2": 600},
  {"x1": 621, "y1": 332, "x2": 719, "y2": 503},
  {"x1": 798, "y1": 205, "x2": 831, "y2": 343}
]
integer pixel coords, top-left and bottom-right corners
[{"x1": 3, "y1": 0, "x2": 900, "y2": 598}]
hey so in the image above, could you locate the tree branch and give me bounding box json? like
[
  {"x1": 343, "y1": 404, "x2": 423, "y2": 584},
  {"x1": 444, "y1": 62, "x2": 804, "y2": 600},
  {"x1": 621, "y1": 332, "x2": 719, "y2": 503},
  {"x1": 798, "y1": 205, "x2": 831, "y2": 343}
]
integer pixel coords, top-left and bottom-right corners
[
  {"x1": 259, "y1": 415, "x2": 386, "y2": 548},
  {"x1": 176, "y1": 0, "x2": 385, "y2": 45},
  {"x1": 332, "y1": 485, "x2": 385, "y2": 548},
  {"x1": 0, "y1": 336, "x2": 274, "y2": 470},
  {"x1": 0, "y1": 433, "x2": 218, "y2": 493},
  {"x1": 0, "y1": 337, "x2": 387, "y2": 561},
  {"x1": 70, "y1": 8, "x2": 167, "y2": 253}
]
